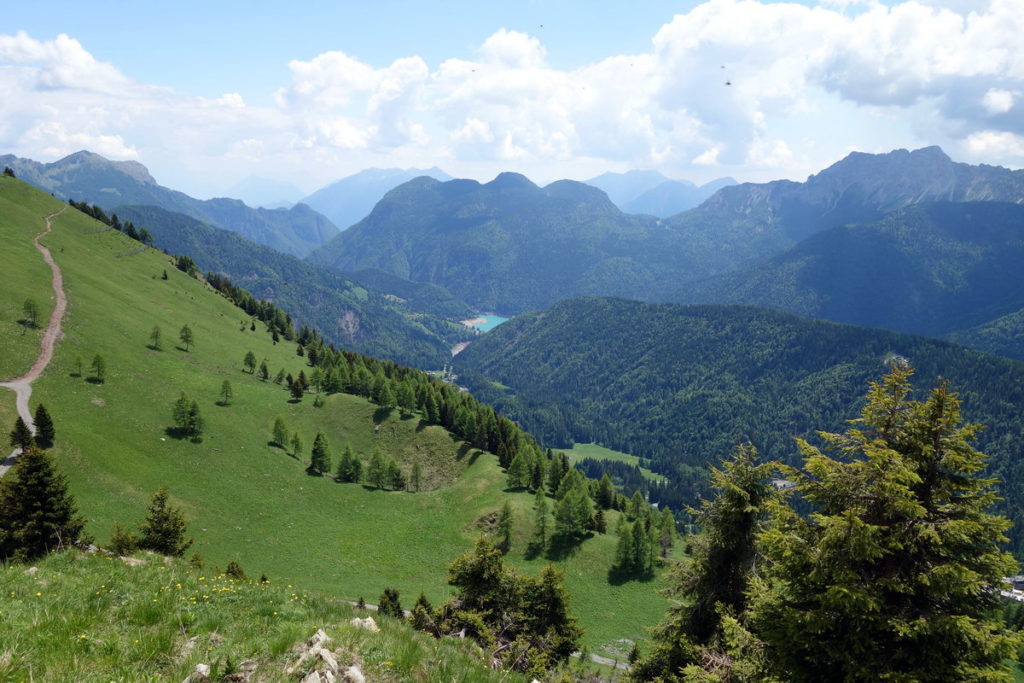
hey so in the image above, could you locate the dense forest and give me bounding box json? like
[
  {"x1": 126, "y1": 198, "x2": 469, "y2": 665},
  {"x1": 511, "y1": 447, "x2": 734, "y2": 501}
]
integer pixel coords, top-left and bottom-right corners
[{"x1": 458, "y1": 297, "x2": 1024, "y2": 551}]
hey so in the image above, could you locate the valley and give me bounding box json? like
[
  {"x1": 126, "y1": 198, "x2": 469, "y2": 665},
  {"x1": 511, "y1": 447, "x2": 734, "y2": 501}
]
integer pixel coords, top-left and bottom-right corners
[{"x1": 0, "y1": 177, "x2": 675, "y2": 663}]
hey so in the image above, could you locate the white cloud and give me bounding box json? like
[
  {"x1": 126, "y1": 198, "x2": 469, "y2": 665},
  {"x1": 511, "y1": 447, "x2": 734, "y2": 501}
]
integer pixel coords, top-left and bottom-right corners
[
  {"x1": 982, "y1": 88, "x2": 1014, "y2": 114},
  {"x1": 1, "y1": 1, "x2": 1023, "y2": 194}
]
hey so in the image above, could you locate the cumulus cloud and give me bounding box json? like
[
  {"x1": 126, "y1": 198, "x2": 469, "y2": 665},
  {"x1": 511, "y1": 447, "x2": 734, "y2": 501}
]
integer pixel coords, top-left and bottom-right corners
[{"x1": 1, "y1": 0, "x2": 1022, "y2": 194}]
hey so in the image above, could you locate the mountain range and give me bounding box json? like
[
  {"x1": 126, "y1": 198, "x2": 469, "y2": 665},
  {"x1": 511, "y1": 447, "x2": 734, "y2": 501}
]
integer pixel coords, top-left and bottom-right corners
[
  {"x1": 0, "y1": 151, "x2": 338, "y2": 257},
  {"x1": 308, "y1": 146, "x2": 1024, "y2": 324},
  {"x1": 300, "y1": 166, "x2": 452, "y2": 230},
  {"x1": 584, "y1": 169, "x2": 736, "y2": 216},
  {"x1": 307, "y1": 172, "x2": 692, "y2": 313}
]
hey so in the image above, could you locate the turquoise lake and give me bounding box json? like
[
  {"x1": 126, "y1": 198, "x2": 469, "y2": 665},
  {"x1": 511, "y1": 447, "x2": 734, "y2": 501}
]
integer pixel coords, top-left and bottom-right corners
[{"x1": 472, "y1": 315, "x2": 509, "y2": 332}]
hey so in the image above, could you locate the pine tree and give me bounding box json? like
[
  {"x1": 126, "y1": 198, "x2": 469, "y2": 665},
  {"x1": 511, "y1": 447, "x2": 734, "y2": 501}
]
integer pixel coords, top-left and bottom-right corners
[
  {"x1": 411, "y1": 460, "x2": 422, "y2": 492},
  {"x1": 91, "y1": 353, "x2": 106, "y2": 383},
  {"x1": 271, "y1": 417, "x2": 289, "y2": 447},
  {"x1": 186, "y1": 401, "x2": 204, "y2": 439},
  {"x1": 378, "y1": 587, "x2": 404, "y2": 618},
  {"x1": 596, "y1": 473, "x2": 615, "y2": 509},
  {"x1": 290, "y1": 433, "x2": 303, "y2": 459},
  {"x1": 10, "y1": 416, "x2": 33, "y2": 450},
  {"x1": 657, "y1": 506, "x2": 675, "y2": 558},
  {"x1": 633, "y1": 444, "x2": 777, "y2": 681},
  {"x1": 289, "y1": 381, "x2": 304, "y2": 401},
  {"x1": 368, "y1": 448, "x2": 386, "y2": 489},
  {"x1": 386, "y1": 459, "x2": 405, "y2": 490},
  {"x1": 243, "y1": 350, "x2": 257, "y2": 373},
  {"x1": 149, "y1": 325, "x2": 162, "y2": 350},
  {"x1": 751, "y1": 369, "x2": 1022, "y2": 681},
  {"x1": 172, "y1": 392, "x2": 191, "y2": 431},
  {"x1": 530, "y1": 489, "x2": 550, "y2": 553},
  {"x1": 178, "y1": 324, "x2": 194, "y2": 351},
  {"x1": 136, "y1": 487, "x2": 192, "y2": 556},
  {"x1": 257, "y1": 361, "x2": 270, "y2": 380},
  {"x1": 0, "y1": 446, "x2": 85, "y2": 562},
  {"x1": 33, "y1": 404, "x2": 54, "y2": 448},
  {"x1": 497, "y1": 501, "x2": 513, "y2": 553},
  {"x1": 219, "y1": 379, "x2": 233, "y2": 406},
  {"x1": 310, "y1": 432, "x2": 331, "y2": 474}
]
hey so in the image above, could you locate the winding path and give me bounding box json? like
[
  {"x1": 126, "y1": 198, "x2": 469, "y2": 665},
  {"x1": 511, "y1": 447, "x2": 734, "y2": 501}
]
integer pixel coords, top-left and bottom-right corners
[{"x1": 0, "y1": 206, "x2": 67, "y2": 476}]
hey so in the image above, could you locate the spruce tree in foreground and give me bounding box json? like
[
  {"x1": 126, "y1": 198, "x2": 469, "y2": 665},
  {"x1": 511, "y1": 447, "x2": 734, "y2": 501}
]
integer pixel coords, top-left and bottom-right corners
[
  {"x1": 632, "y1": 443, "x2": 777, "y2": 681},
  {"x1": 0, "y1": 446, "x2": 85, "y2": 562},
  {"x1": 137, "y1": 487, "x2": 193, "y2": 556},
  {"x1": 751, "y1": 368, "x2": 1021, "y2": 681},
  {"x1": 33, "y1": 404, "x2": 54, "y2": 448}
]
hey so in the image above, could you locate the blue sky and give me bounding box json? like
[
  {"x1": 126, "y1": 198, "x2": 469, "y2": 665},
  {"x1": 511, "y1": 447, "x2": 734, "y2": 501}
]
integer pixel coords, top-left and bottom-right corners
[{"x1": 1, "y1": 0, "x2": 1019, "y2": 197}]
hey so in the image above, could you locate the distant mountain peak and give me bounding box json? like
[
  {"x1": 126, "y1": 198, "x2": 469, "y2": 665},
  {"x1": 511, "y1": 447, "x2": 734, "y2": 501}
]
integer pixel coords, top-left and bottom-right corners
[
  {"x1": 55, "y1": 150, "x2": 157, "y2": 186},
  {"x1": 485, "y1": 172, "x2": 538, "y2": 190}
]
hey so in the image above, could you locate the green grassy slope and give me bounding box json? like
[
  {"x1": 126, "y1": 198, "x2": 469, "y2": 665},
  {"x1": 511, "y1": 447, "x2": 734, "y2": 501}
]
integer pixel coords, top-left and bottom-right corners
[
  {"x1": 0, "y1": 550, "x2": 526, "y2": 682},
  {"x1": 0, "y1": 178, "x2": 674, "y2": 655}
]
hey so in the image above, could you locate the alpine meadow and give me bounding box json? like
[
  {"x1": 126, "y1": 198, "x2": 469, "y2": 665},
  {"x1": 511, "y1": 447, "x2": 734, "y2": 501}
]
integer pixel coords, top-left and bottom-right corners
[{"x1": 3, "y1": 3, "x2": 1024, "y2": 681}]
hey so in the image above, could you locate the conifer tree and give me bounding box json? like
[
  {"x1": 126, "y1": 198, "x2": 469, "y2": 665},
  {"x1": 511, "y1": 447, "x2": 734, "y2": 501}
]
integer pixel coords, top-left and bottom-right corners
[
  {"x1": 657, "y1": 506, "x2": 675, "y2": 558},
  {"x1": 596, "y1": 473, "x2": 615, "y2": 509},
  {"x1": 33, "y1": 404, "x2": 54, "y2": 448},
  {"x1": 136, "y1": 487, "x2": 192, "y2": 557},
  {"x1": 751, "y1": 369, "x2": 1022, "y2": 681},
  {"x1": 149, "y1": 325, "x2": 162, "y2": 350},
  {"x1": 178, "y1": 324, "x2": 194, "y2": 351},
  {"x1": 90, "y1": 353, "x2": 106, "y2": 383},
  {"x1": 0, "y1": 446, "x2": 85, "y2": 562},
  {"x1": 219, "y1": 379, "x2": 233, "y2": 406},
  {"x1": 243, "y1": 350, "x2": 257, "y2": 373},
  {"x1": 258, "y1": 360, "x2": 269, "y2": 380},
  {"x1": 368, "y1": 448, "x2": 386, "y2": 489},
  {"x1": 310, "y1": 432, "x2": 331, "y2": 474},
  {"x1": 497, "y1": 500, "x2": 513, "y2": 553},
  {"x1": 386, "y1": 459, "x2": 405, "y2": 490},
  {"x1": 411, "y1": 460, "x2": 422, "y2": 492},
  {"x1": 530, "y1": 489, "x2": 550, "y2": 552},
  {"x1": 633, "y1": 444, "x2": 776, "y2": 681},
  {"x1": 290, "y1": 433, "x2": 302, "y2": 459},
  {"x1": 271, "y1": 417, "x2": 289, "y2": 448},
  {"x1": 9, "y1": 416, "x2": 33, "y2": 450},
  {"x1": 378, "y1": 587, "x2": 404, "y2": 618}
]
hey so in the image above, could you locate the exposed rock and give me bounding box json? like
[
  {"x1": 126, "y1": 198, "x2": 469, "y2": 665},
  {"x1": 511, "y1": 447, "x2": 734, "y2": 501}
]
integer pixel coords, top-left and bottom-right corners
[
  {"x1": 120, "y1": 556, "x2": 146, "y2": 566},
  {"x1": 349, "y1": 617, "x2": 378, "y2": 632},
  {"x1": 182, "y1": 662, "x2": 210, "y2": 682},
  {"x1": 342, "y1": 665, "x2": 365, "y2": 683},
  {"x1": 309, "y1": 628, "x2": 330, "y2": 648},
  {"x1": 23, "y1": 566, "x2": 38, "y2": 575}
]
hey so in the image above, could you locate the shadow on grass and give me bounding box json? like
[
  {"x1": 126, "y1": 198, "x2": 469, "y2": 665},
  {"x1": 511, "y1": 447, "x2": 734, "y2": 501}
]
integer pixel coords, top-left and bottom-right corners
[
  {"x1": 164, "y1": 426, "x2": 202, "y2": 444},
  {"x1": 544, "y1": 532, "x2": 592, "y2": 561},
  {"x1": 85, "y1": 376, "x2": 105, "y2": 384},
  {"x1": 606, "y1": 565, "x2": 657, "y2": 586},
  {"x1": 373, "y1": 406, "x2": 393, "y2": 424}
]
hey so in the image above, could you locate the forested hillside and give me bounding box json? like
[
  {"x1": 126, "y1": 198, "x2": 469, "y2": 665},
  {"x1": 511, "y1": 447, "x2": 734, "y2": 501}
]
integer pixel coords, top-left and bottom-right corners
[
  {"x1": 457, "y1": 297, "x2": 1024, "y2": 551},
  {"x1": 307, "y1": 173, "x2": 691, "y2": 313},
  {"x1": 0, "y1": 151, "x2": 339, "y2": 257},
  {"x1": 114, "y1": 204, "x2": 472, "y2": 369},
  {"x1": 673, "y1": 201, "x2": 1024, "y2": 356}
]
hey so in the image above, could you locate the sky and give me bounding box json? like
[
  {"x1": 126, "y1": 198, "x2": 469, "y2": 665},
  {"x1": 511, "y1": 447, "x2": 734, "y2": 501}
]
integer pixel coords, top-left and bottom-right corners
[{"x1": 1, "y1": 0, "x2": 1022, "y2": 198}]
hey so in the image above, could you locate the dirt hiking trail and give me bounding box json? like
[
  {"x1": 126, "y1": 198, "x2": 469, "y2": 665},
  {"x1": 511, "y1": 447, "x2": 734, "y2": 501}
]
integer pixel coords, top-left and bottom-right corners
[{"x1": 1, "y1": 206, "x2": 67, "y2": 475}]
